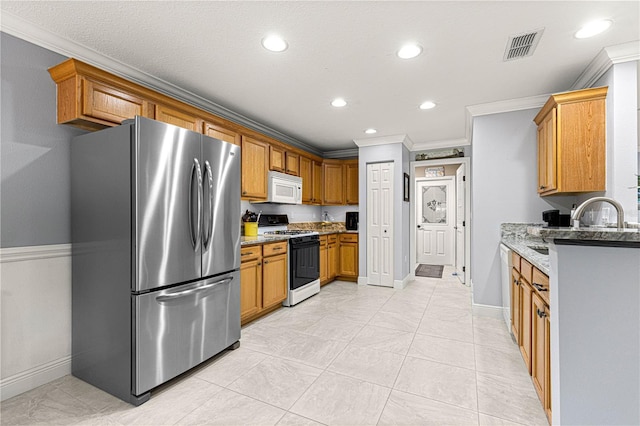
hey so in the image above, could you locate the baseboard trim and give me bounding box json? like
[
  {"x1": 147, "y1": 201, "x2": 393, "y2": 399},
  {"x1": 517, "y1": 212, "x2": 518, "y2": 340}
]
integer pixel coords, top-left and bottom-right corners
[
  {"x1": 0, "y1": 356, "x2": 71, "y2": 401},
  {"x1": 393, "y1": 274, "x2": 412, "y2": 290},
  {"x1": 471, "y1": 303, "x2": 504, "y2": 319},
  {"x1": 357, "y1": 276, "x2": 367, "y2": 286},
  {"x1": 0, "y1": 243, "x2": 71, "y2": 263}
]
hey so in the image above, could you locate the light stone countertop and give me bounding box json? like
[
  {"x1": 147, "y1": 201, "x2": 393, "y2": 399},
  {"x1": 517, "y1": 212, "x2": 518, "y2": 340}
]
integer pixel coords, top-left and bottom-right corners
[
  {"x1": 528, "y1": 226, "x2": 640, "y2": 245},
  {"x1": 501, "y1": 223, "x2": 549, "y2": 275}
]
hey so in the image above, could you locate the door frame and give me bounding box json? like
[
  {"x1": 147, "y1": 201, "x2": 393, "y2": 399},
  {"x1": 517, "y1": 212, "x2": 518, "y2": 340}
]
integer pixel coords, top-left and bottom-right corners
[{"x1": 410, "y1": 157, "x2": 471, "y2": 286}]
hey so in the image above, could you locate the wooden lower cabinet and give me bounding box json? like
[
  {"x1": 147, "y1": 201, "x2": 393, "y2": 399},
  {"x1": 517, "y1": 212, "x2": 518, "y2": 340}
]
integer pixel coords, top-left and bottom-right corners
[
  {"x1": 240, "y1": 241, "x2": 287, "y2": 325},
  {"x1": 511, "y1": 251, "x2": 551, "y2": 424},
  {"x1": 338, "y1": 234, "x2": 358, "y2": 280},
  {"x1": 319, "y1": 236, "x2": 329, "y2": 285},
  {"x1": 327, "y1": 235, "x2": 338, "y2": 281}
]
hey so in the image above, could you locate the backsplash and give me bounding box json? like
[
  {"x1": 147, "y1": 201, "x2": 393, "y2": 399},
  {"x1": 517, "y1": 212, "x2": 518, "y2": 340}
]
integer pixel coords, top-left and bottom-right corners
[
  {"x1": 240, "y1": 200, "x2": 358, "y2": 223},
  {"x1": 501, "y1": 223, "x2": 545, "y2": 241}
]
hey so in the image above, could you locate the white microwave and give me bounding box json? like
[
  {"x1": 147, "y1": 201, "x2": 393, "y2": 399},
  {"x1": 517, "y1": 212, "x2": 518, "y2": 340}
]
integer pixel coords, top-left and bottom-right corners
[{"x1": 257, "y1": 171, "x2": 302, "y2": 204}]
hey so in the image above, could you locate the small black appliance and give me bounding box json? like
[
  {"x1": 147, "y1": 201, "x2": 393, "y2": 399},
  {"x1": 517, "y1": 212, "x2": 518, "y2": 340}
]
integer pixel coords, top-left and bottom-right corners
[{"x1": 345, "y1": 211, "x2": 359, "y2": 230}]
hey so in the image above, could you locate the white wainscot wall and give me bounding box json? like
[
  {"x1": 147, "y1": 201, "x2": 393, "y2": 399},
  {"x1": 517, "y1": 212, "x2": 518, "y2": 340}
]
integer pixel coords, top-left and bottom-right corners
[{"x1": 0, "y1": 244, "x2": 72, "y2": 401}]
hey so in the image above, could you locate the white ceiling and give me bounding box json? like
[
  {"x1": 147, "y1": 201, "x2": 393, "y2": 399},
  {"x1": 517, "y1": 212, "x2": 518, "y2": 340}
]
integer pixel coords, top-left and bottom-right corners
[{"x1": 1, "y1": 1, "x2": 639, "y2": 153}]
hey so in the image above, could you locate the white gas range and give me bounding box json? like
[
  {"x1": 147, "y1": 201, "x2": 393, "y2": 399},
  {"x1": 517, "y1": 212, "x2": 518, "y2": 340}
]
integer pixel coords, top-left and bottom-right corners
[{"x1": 258, "y1": 215, "x2": 320, "y2": 306}]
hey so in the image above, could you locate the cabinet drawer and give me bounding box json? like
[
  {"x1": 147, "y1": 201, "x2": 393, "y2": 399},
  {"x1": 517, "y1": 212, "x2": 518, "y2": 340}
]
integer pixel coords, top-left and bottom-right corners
[
  {"x1": 512, "y1": 252, "x2": 521, "y2": 272},
  {"x1": 521, "y1": 259, "x2": 533, "y2": 284},
  {"x1": 263, "y1": 241, "x2": 288, "y2": 257},
  {"x1": 319, "y1": 235, "x2": 327, "y2": 247},
  {"x1": 532, "y1": 268, "x2": 550, "y2": 304},
  {"x1": 328, "y1": 234, "x2": 338, "y2": 244},
  {"x1": 241, "y1": 245, "x2": 261, "y2": 260},
  {"x1": 340, "y1": 233, "x2": 358, "y2": 243}
]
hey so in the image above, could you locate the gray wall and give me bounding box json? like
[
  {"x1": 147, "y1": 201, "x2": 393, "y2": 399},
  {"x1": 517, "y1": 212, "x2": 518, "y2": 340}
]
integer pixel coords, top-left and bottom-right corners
[
  {"x1": 470, "y1": 108, "x2": 575, "y2": 307},
  {"x1": 1, "y1": 33, "x2": 86, "y2": 248}
]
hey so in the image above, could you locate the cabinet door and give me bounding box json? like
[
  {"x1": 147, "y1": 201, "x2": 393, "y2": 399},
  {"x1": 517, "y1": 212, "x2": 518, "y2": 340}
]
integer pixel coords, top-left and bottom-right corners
[
  {"x1": 285, "y1": 152, "x2": 300, "y2": 176},
  {"x1": 519, "y1": 280, "x2": 533, "y2": 374},
  {"x1": 299, "y1": 156, "x2": 313, "y2": 203},
  {"x1": 241, "y1": 136, "x2": 269, "y2": 199},
  {"x1": 262, "y1": 253, "x2": 287, "y2": 309},
  {"x1": 155, "y1": 104, "x2": 202, "y2": 132},
  {"x1": 323, "y1": 162, "x2": 345, "y2": 205},
  {"x1": 345, "y1": 163, "x2": 359, "y2": 205},
  {"x1": 328, "y1": 242, "x2": 338, "y2": 280},
  {"x1": 269, "y1": 145, "x2": 285, "y2": 172},
  {"x1": 203, "y1": 121, "x2": 241, "y2": 146},
  {"x1": 544, "y1": 309, "x2": 552, "y2": 422},
  {"x1": 537, "y1": 109, "x2": 557, "y2": 194},
  {"x1": 82, "y1": 78, "x2": 153, "y2": 125},
  {"x1": 511, "y1": 269, "x2": 521, "y2": 342},
  {"x1": 339, "y1": 243, "x2": 358, "y2": 277},
  {"x1": 531, "y1": 293, "x2": 547, "y2": 404},
  {"x1": 312, "y1": 161, "x2": 323, "y2": 204},
  {"x1": 240, "y1": 258, "x2": 262, "y2": 324},
  {"x1": 319, "y1": 238, "x2": 329, "y2": 285}
]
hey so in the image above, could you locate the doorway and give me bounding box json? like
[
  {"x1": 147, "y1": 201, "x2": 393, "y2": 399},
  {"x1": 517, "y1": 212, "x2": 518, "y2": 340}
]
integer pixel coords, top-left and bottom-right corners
[
  {"x1": 410, "y1": 157, "x2": 470, "y2": 286},
  {"x1": 416, "y1": 177, "x2": 455, "y2": 265},
  {"x1": 366, "y1": 162, "x2": 394, "y2": 287}
]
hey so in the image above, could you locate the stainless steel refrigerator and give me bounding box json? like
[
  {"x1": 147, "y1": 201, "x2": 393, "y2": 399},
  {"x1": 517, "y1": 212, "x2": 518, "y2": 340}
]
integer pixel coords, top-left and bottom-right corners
[{"x1": 71, "y1": 116, "x2": 241, "y2": 405}]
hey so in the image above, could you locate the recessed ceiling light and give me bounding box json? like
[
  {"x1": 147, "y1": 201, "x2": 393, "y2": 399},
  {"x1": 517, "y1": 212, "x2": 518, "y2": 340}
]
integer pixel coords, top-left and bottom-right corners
[
  {"x1": 331, "y1": 98, "x2": 347, "y2": 107},
  {"x1": 365, "y1": 128, "x2": 377, "y2": 134},
  {"x1": 397, "y1": 44, "x2": 422, "y2": 59},
  {"x1": 262, "y1": 35, "x2": 288, "y2": 52},
  {"x1": 575, "y1": 19, "x2": 613, "y2": 39},
  {"x1": 419, "y1": 101, "x2": 436, "y2": 110}
]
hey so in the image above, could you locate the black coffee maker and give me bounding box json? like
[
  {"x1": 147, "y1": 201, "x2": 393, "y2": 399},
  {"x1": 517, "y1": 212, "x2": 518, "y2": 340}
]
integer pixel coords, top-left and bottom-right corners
[
  {"x1": 345, "y1": 212, "x2": 359, "y2": 230},
  {"x1": 542, "y1": 209, "x2": 570, "y2": 227}
]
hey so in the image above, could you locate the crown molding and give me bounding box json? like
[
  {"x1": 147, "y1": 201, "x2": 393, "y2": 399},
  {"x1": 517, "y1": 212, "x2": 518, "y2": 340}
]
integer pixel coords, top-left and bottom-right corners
[
  {"x1": 353, "y1": 134, "x2": 414, "y2": 150},
  {"x1": 322, "y1": 148, "x2": 359, "y2": 159},
  {"x1": 411, "y1": 138, "x2": 470, "y2": 152},
  {"x1": 571, "y1": 40, "x2": 640, "y2": 90},
  {"x1": 466, "y1": 94, "x2": 549, "y2": 118},
  {"x1": 0, "y1": 12, "x2": 322, "y2": 156}
]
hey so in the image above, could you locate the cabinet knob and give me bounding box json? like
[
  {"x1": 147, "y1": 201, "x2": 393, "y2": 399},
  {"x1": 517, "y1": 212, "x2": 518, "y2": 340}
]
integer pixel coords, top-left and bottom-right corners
[
  {"x1": 537, "y1": 308, "x2": 548, "y2": 318},
  {"x1": 242, "y1": 191, "x2": 247, "y2": 195},
  {"x1": 533, "y1": 283, "x2": 548, "y2": 292},
  {"x1": 539, "y1": 185, "x2": 546, "y2": 190}
]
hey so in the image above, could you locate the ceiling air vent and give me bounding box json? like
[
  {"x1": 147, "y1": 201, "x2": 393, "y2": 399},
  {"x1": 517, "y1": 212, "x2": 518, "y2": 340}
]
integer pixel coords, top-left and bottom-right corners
[{"x1": 503, "y1": 28, "x2": 544, "y2": 61}]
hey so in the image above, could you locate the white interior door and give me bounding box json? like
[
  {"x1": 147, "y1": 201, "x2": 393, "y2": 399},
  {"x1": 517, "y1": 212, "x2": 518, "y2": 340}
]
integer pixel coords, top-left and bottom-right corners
[
  {"x1": 455, "y1": 164, "x2": 465, "y2": 282},
  {"x1": 367, "y1": 162, "x2": 394, "y2": 287},
  {"x1": 416, "y1": 178, "x2": 454, "y2": 265}
]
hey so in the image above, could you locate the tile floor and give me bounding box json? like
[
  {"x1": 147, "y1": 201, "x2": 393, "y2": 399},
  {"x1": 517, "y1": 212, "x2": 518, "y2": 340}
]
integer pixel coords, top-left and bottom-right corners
[{"x1": 1, "y1": 267, "x2": 549, "y2": 425}]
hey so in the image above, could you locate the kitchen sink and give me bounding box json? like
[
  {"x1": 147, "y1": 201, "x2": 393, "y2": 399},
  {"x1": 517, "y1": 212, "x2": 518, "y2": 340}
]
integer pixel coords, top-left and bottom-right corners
[{"x1": 528, "y1": 246, "x2": 549, "y2": 255}]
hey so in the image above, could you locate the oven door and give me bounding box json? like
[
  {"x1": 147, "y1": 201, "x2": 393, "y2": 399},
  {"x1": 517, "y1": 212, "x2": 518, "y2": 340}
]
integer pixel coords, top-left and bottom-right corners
[{"x1": 289, "y1": 237, "x2": 320, "y2": 290}]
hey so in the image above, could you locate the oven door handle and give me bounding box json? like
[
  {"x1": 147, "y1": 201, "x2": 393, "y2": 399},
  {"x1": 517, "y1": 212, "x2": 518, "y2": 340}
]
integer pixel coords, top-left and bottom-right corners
[{"x1": 155, "y1": 277, "x2": 232, "y2": 303}]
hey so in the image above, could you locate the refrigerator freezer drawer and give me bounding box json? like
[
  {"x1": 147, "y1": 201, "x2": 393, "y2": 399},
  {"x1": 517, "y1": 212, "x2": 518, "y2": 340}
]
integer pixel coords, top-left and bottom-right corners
[{"x1": 133, "y1": 271, "x2": 240, "y2": 395}]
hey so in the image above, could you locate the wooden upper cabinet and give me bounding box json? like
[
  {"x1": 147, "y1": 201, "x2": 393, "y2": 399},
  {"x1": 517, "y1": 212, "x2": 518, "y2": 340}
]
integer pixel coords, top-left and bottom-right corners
[
  {"x1": 82, "y1": 78, "x2": 154, "y2": 126},
  {"x1": 155, "y1": 104, "x2": 202, "y2": 132},
  {"x1": 269, "y1": 145, "x2": 285, "y2": 172},
  {"x1": 285, "y1": 152, "x2": 300, "y2": 176},
  {"x1": 241, "y1": 136, "x2": 269, "y2": 200},
  {"x1": 299, "y1": 156, "x2": 313, "y2": 203},
  {"x1": 534, "y1": 86, "x2": 607, "y2": 196},
  {"x1": 312, "y1": 160, "x2": 323, "y2": 204},
  {"x1": 323, "y1": 161, "x2": 345, "y2": 205},
  {"x1": 203, "y1": 121, "x2": 241, "y2": 146},
  {"x1": 345, "y1": 161, "x2": 359, "y2": 205}
]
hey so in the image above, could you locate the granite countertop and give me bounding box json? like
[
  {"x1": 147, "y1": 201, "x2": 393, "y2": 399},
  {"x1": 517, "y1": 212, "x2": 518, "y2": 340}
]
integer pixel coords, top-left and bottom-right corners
[
  {"x1": 528, "y1": 226, "x2": 640, "y2": 245},
  {"x1": 501, "y1": 223, "x2": 550, "y2": 275},
  {"x1": 240, "y1": 235, "x2": 289, "y2": 246},
  {"x1": 317, "y1": 230, "x2": 359, "y2": 235}
]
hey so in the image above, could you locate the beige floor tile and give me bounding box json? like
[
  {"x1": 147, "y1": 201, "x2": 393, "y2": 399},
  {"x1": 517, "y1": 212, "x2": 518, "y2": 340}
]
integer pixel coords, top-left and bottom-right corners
[
  {"x1": 474, "y1": 344, "x2": 530, "y2": 379},
  {"x1": 227, "y1": 357, "x2": 322, "y2": 410},
  {"x1": 176, "y1": 388, "x2": 285, "y2": 425},
  {"x1": 300, "y1": 316, "x2": 365, "y2": 341},
  {"x1": 479, "y1": 413, "x2": 529, "y2": 425},
  {"x1": 111, "y1": 376, "x2": 223, "y2": 425},
  {"x1": 290, "y1": 371, "x2": 391, "y2": 425},
  {"x1": 394, "y1": 356, "x2": 478, "y2": 411},
  {"x1": 274, "y1": 332, "x2": 348, "y2": 369},
  {"x1": 276, "y1": 412, "x2": 325, "y2": 426},
  {"x1": 473, "y1": 323, "x2": 517, "y2": 352},
  {"x1": 327, "y1": 344, "x2": 404, "y2": 387},
  {"x1": 368, "y1": 309, "x2": 422, "y2": 333},
  {"x1": 195, "y1": 347, "x2": 268, "y2": 386},
  {"x1": 54, "y1": 375, "x2": 130, "y2": 413},
  {"x1": 380, "y1": 298, "x2": 427, "y2": 316},
  {"x1": 378, "y1": 390, "x2": 479, "y2": 425},
  {"x1": 240, "y1": 323, "x2": 297, "y2": 355},
  {"x1": 424, "y1": 304, "x2": 472, "y2": 321},
  {"x1": 408, "y1": 333, "x2": 476, "y2": 370},
  {"x1": 350, "y1": 325, "x2": 414, "y2": 355},
  {"x1": 476, "y1": 372, "x2": 549, "y2": 425},
  {"x1": 416, "y1": 316, "x2": 474, "y2": 343}
]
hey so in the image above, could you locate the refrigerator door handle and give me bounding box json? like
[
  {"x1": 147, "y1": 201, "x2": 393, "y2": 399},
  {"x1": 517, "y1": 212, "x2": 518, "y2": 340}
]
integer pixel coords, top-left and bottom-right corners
[
  {"x1": 203, "y1": 160, "x2": 214, "y2": 251},
  {"x1": 189, "y1": 158, "x2": 203, "y2": 250},
  {"x1": 155, "y1": 277, "x2": 233, "y2": 303}
]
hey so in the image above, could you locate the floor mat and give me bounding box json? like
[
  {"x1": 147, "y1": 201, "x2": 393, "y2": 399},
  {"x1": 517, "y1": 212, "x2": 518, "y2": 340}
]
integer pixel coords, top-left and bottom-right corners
[{"x1": 415, "y1": 264, "x2": 444, "y2": 278}]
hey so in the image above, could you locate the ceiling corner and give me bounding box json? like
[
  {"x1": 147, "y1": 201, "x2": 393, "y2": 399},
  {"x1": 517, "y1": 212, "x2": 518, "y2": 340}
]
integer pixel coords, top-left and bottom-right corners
[{"x1": 571, "y1": 40, "x2": 640, "y2": 90}]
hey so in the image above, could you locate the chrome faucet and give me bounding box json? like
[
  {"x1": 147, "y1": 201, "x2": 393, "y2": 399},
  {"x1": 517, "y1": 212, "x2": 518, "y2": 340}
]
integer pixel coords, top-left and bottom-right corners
[{"x1": 571, "y1": 197, "x2": 625, "y2": 230}]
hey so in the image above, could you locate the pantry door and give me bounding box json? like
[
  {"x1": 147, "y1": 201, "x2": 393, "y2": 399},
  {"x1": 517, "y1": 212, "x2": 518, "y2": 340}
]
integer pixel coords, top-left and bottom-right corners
[
  {"x1": 367, "y1": 162, "x2": 394, "y2": 287},
  {"x1": 416, "y1": 177, "x2": 455, "y2": 265}
]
